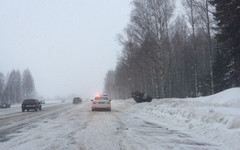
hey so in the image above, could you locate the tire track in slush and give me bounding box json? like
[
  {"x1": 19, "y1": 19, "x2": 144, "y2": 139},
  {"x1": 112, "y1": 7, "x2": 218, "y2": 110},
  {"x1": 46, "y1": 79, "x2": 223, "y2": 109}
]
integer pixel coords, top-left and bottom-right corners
[{"x1": 73, "y1": 108, "x2": 128, "y2": 150}]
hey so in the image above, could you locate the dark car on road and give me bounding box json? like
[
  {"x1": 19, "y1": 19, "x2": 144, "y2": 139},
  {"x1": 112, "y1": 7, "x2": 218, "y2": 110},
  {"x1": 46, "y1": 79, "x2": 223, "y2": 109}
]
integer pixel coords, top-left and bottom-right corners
[
  {"x1": 22, "y1": 99, "x2": 42, "y2": 112},
  {"x1": 73, "y1": 97, "x2": 82, "y2": 104},
  {"x1": 0, "y1": 103, "x2": 11, "y2": 109}
]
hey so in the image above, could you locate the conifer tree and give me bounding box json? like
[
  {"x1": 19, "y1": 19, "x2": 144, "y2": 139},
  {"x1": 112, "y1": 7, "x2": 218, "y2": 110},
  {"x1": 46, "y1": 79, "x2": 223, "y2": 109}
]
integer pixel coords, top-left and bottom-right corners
[{"x1": 210, "y1": 0, "x2": 240, "y2": 90}]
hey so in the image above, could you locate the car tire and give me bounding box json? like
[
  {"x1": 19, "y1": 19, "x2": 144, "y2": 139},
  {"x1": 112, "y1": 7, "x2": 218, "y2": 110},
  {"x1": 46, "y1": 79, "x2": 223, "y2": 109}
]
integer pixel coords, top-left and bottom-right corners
[
  {"x1": 22, "y1": 109, "x2": 25, "y2": 112},
  {"x1": 39, "y1": 107, "x2": 42, "y2": 111},
  {"x1": 27, "y1": 109, "x2": 29, "y2": 112},
  {"x1": 92, "y1": 108, "x2": 95, "y2": 111}
]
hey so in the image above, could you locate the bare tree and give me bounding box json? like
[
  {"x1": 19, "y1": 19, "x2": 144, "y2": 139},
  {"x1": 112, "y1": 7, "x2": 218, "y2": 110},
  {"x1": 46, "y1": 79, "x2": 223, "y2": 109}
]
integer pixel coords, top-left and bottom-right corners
[
  {"x1": 194, "y1": 0, "x2": 215, "y2": 94},
  {"x1": 0, "y1": 72, "x2": 5, "y2": 102},
  {"x1": 4, "y1": 70, "x2": 22, "y2": 104},
  {"x1": 104, "y1": 0, "x2": 217, "y2": 99},
  {"x1": 183, "y1": 0, "x2": 200, "y2": 96},
  {"x1": 22, "y1": 69, "x2": 35, "y2": 99}
]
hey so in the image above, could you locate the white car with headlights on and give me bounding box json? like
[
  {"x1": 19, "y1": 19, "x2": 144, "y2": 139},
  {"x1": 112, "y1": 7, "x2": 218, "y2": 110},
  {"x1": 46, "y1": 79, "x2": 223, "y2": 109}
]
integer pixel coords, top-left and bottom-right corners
[{"x1": 91, "y1": 95, "x2": 111, "y2": 111}]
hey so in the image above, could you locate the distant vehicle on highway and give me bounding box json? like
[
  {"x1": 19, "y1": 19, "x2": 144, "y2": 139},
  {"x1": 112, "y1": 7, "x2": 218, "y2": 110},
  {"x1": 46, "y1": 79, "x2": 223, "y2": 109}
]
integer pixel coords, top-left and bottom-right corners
[
  {"x1": 91, "y1": 94, "x2": 111, "y2": 111},
  {"x1": 0, "y1": 103, "x2": 11, "y2": 109},
  {"x1": 40, "y1": 100, "x2": 45, "y2": 104},
  {"x1": 73, "y1": 97, "x2": 82, "y2": 104},
  {"x1": 22, "y1": 99, "x2": 42, "y2": 112}
]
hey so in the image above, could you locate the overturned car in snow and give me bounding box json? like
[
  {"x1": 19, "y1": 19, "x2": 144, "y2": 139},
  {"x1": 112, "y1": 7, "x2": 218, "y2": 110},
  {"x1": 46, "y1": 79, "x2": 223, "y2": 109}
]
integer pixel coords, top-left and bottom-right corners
[{"x1": 132, "y1": 91, "x2": 152, "y2": 103}]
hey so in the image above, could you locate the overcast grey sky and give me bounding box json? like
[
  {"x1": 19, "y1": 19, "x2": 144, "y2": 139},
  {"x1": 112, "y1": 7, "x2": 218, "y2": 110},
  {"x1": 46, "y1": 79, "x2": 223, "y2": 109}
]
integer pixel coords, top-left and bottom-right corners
[{"x1": 0, "y1": 0, "x2": 131, "y2": 99}]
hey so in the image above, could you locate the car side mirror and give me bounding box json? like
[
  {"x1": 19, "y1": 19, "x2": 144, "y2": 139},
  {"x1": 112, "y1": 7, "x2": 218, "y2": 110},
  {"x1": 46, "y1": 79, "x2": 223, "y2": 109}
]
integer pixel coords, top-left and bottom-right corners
[{"x1": 109, "y1": 100, "x2": 111, "y2": 101}]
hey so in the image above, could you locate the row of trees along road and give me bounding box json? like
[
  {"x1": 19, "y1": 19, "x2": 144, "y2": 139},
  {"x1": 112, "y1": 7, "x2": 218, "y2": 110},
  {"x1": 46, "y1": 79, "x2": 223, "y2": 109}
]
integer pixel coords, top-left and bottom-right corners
[
  {"x1": 0, "y1": 69, "x2": 35, "y2": 104},
  {"x1": 104, "y1": 0, "x2": 240, "y2": 99}
]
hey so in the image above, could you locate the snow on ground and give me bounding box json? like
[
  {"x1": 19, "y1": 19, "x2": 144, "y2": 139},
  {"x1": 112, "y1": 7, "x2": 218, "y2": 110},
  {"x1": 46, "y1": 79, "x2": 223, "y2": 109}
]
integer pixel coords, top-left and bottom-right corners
[
  {"x1": 127, "y1": 88, "x2": 240, "y2": 150},
  {"x1": 0, "y1": 88, "x2": 239, "y2": 150}
]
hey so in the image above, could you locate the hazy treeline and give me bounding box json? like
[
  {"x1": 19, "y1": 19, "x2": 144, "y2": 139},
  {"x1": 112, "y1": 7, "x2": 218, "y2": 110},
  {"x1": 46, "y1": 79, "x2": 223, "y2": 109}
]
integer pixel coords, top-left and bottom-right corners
[
  {"x1": 104, "y1": 0, "x2": 240, "y2": 99},
  {"x1": 0, "y1": 69, "x2": 35, "y2": 104}
]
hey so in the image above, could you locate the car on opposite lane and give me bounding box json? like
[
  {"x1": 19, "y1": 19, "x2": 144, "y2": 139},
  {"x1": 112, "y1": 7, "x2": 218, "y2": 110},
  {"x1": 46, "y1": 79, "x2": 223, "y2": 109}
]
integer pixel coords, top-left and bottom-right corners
[
  {"x1": 22, "y1": 99, "x2": 42, "y2": 112},
  {"x1": 40, "y1": 100, "x2": 45, "y2": 104},
  {"x1": 73, "y1": 97, "x2": 82, "y2": 104},
  {"x1": 0, "y1": 103, "x2": 11, "y2": 109},
  {"x1": 91, "y1": 95, "x2": 111, "y2": 111}
]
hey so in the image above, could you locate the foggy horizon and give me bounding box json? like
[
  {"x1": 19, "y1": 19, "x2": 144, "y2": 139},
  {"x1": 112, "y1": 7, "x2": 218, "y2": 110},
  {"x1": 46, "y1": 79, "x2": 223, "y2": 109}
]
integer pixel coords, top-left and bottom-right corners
[{"x1": 0, "y1": 0, "x2": 131, "y2": 99}]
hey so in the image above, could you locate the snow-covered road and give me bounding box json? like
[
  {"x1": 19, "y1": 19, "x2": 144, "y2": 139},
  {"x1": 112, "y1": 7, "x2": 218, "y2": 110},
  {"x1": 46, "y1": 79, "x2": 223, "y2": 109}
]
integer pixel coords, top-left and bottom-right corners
[
  {"x1": 0, "y1": 97, "x2": 232, "y2": 150},
  {"x1": 0, "y1": 102, "x2": 72, "y2": 142}
]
